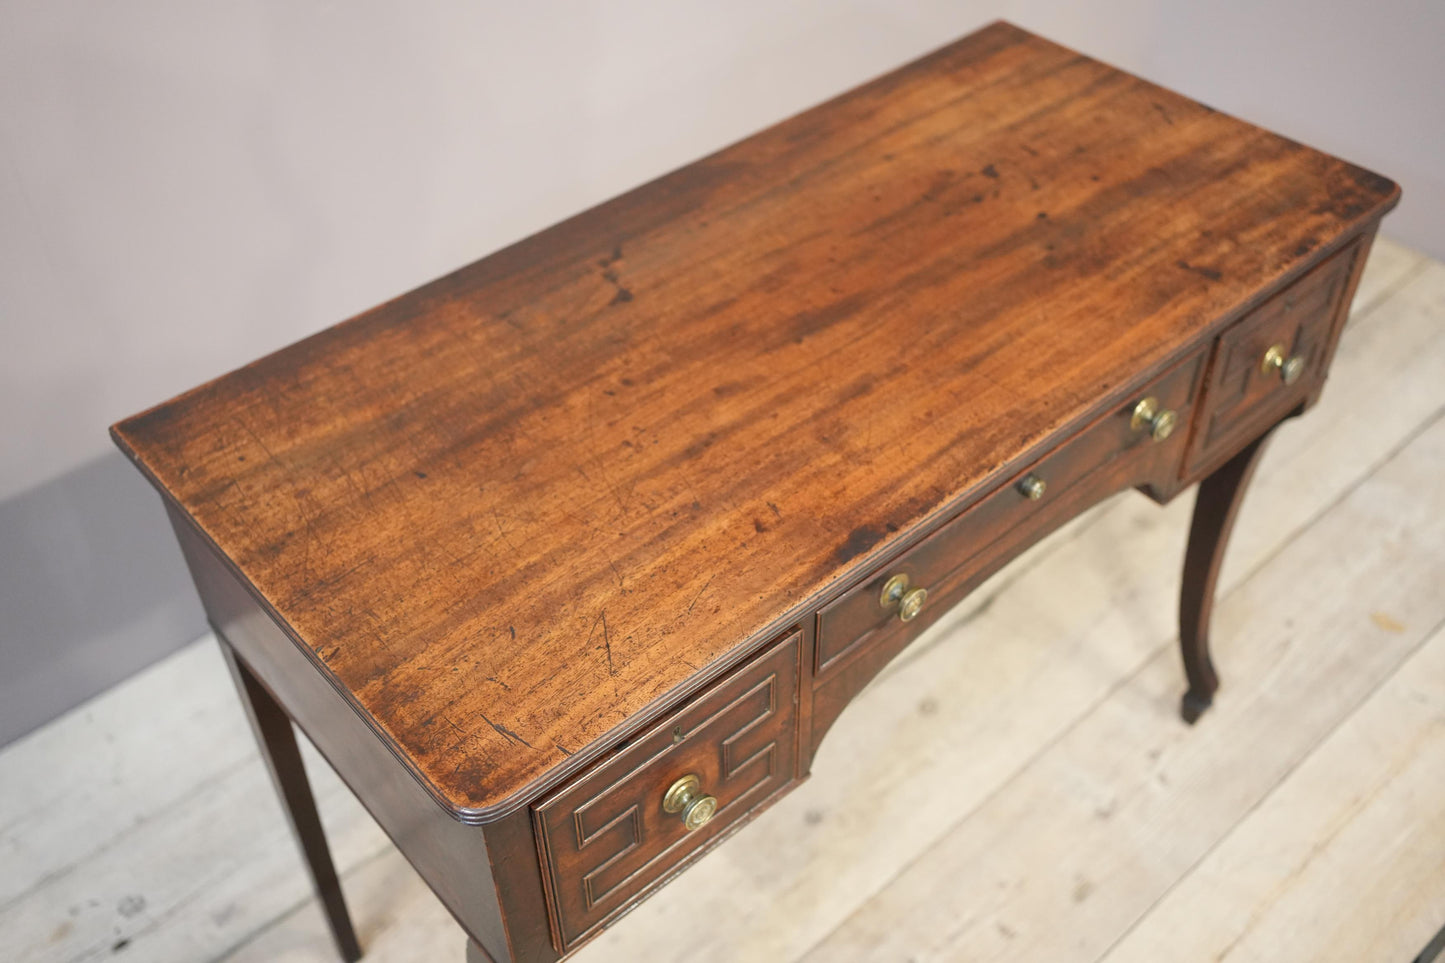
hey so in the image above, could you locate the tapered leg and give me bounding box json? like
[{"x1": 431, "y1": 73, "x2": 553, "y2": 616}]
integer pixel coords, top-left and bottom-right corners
[
  {"x1": 219, "y1": 639, "x2": 363, "y2": 962},
  {"x1": 466, "y1": 939, "x2": 494, "y2": 962},
  {"x1": 1178, "y1": 429, "x2": 1277, "y2": 724}
]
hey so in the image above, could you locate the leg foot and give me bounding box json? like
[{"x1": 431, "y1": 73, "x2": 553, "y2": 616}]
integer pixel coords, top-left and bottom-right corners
[
  {"x1": 1180, "y1": 688, "x2": 1213, "y2": 725},
  {"x1": 1178, "y1": 428, "x2": 1278, "y2": 724},
  {"x1": 219, "y1": 639, "x2": 363, "y2": 962}
]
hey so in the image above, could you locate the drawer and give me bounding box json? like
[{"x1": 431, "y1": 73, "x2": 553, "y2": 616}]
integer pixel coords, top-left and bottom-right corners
[
  {"x1": 816, "y1": 350, "x2": 1205, "y2": 676},
  {"x1": 533, "y1": 630, "x2": 801, "y2": 952},
  {"x1": 1187, "y1": 239, "x2": 1361, "y2": 472}
]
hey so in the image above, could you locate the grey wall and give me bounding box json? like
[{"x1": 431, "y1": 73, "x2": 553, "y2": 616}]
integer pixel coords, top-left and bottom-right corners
[{"x1": 2, "y1": 0, "x2": 1440, "y2": 746}]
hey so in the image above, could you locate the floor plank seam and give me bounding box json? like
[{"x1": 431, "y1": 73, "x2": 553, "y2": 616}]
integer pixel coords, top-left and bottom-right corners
[
  {"x1": 207, "y1": 841, "x2": 398, "y2": 963},
  {"x1": 7, "y1": 247, "x2": 1437, "y2": 963},
  {"x1": 0, "y1": 751, "x2": 258, "y2": 917},
  {"x1": 1091, "y1": 609, "x2": 1445, "y2": 963},
  {"x1": 1352, "y1": 255, "x2": 1432, "y2": 323},
  {"x1": 878, "y1": 505, "x2": 1112, "y2": 682},
  {"x1": 862, "y1": 255, "x2": 1430, "y2": 691},
  {"x1": 793, "y1": 403, "x2": 1445, "y2": 963},
  {"x1": 73, "y1": 854, "x2": 243, "y2": 963}
]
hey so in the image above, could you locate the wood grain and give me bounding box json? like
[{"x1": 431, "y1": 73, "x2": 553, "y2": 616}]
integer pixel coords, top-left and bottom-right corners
[
  {"x1": 562, "y1": 242, "x2": 1445, "y2": 963},
  {"x1": 1102, "y1": 620, "x2": 1445, "y2": 963},
  {"x1": 110, "y1": 20, "x2": 1399, "y2": 819},
  {"x1": 10, "y1": 239, "x2": 1435, "y2": 963},
  {"x1": 797, "y1": 409, "x2": 1445, "y2": 963}
]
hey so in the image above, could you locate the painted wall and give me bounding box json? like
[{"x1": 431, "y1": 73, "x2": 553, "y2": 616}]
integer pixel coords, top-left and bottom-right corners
[{"x1": 1, "y1": 0, "x2": 1438, "y2": 745}]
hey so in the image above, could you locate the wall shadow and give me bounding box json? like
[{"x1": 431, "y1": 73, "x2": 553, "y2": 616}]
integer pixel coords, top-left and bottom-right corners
[{"x1": 0, "y1": 449, "x2": 206, "y2": 746}]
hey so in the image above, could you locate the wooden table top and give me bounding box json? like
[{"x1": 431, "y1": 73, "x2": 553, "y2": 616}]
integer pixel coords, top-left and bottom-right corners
[{"x1": 112, "y1": 21, "x2": 1397, "y2": 819}]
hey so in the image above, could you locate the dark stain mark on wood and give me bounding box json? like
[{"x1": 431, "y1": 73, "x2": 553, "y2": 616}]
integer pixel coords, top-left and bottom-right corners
[
  {"x1": 601, "y1": 253, "x2": 633, "y2": 305},
  {"x1": 597, "y1": 242, "x2": 623, "y2": 268},
  {"x1": 1176, "y1": 259, "x2": 1223, "y2": 281},
  {"x1": 753, "y1": 517, "x2": 769, "y2": 534},
  {"x1": 713, "y1": 381, "x2": 747, "y2": 397},
  {"x1": 485, "y1": 676, "x2": 511, "y2": 691},
  {"x1": 835, "y1": 524, "x2": 885, "y2": 564},
  {"x1": 788, "y1": 290, "x2": 870, "y2": 343},
  {"x1": 981, "y1": 163, "x2": 1000, "y2": 178}
]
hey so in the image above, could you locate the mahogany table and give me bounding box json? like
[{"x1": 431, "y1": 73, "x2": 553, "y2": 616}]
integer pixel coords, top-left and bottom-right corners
[{"x1": 112, "y1": 21, "x2": 1399, "y2": 962}]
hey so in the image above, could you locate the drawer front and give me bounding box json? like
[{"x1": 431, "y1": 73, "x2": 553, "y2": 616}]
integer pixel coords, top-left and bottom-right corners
[
  {"x1": 816, "y1": 350, "x2": 1205, "y2": 676},
  {"x1": 1188, "y1": 240, "x2": 1361, "y2": 472},
  {"x1": 534, "y1": 631, "x2": 801, "y2": 952}
]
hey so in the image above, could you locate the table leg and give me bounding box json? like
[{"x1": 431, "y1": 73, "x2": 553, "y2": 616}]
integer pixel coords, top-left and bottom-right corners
[
  {"x1": 219, "y1": 638, "x2": 363, "y2": 962},
  {"x1": 466, "y1": 939, "x2": 495, "y2": 962},
  {"x1": 1178, "y1": 427, "x2": 1277, "y2": 724}
]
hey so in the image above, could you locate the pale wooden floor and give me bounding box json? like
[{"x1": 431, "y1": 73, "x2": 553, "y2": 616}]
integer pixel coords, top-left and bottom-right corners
[{"x1": 3, "y1": 237, "x2": 1443, "y2": 963}]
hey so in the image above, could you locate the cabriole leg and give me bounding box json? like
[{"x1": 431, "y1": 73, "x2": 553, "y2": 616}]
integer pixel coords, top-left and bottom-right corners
[{"x1": 1178, "y1": 428, "x2": 1277, "y2": 724}]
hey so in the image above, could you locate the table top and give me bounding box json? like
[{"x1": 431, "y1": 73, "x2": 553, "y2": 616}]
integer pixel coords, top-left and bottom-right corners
[{"x1": 112, "y1": 21, "x2": 1397, "y2": 819}]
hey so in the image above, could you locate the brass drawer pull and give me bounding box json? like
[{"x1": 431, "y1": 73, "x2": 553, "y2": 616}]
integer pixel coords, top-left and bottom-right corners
[
  {"x1": 1261, "y1": 344, "x2": 1304, "y2": 385},
  {"x1": 880, "y1": 573, "x2": 928, "y2": 622},
  {"x1": 1017, "y1": 473, "x2": 1047, "y2": 501},
  {"x1": 662, "y1": 774, "x2": 717, "y2": 831},
  {"x1": 1130, "y1": 396, "x2": 1178, "y2": 441}
]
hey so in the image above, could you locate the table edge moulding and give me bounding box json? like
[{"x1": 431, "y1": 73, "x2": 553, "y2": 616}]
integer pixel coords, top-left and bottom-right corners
[{"x1": 110, "y1": 20, "x2": 1400, "y2": 963}]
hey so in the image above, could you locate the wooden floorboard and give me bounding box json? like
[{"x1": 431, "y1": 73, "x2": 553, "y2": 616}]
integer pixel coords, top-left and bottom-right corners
[
  {"x1": 0, "y1": 643, "x2": 392, "y2": 963},
  {"x1": 0, "y1": 237, "x2": 1439, "y2": 963},
  {"x1": 1101, "y1": 619, "x2": 1445, "y2": 963},
  {"x1": 797, "y1": 409, "x2": 1445, "y2": 962}
]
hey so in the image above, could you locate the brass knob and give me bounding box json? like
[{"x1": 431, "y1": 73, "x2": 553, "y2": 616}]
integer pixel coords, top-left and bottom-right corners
[
  {"x1": 662, "y1": 774, "x2": 717, "y2": 831},
  {"x1": 1130, "y1": 396, "x2": 1178, "y2": 442},
  {"x1": 880, "y1": 572, "x2": 928, "y2": 622},
  {"x1": 1018, "y1": 473, "x2": 1046, "y2": 501},
  {"x1": 1261, "y1": 344, "x2": 1305, "y2": 385}
]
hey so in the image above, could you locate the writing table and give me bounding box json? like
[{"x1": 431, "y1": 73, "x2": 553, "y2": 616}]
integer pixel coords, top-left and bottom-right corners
[{"x1": 112, "y1": 21, "x2": 1399, "y2": 962}]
